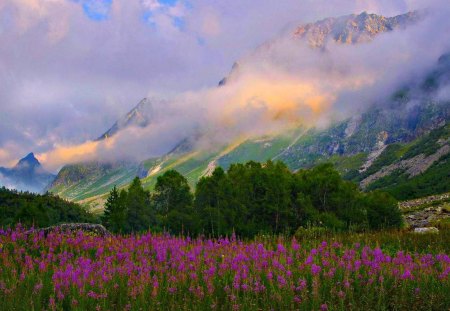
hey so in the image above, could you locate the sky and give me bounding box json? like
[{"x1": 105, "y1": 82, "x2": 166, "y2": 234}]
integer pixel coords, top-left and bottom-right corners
[{"x1": 0, "y1": 0, "x2": 448, "y2": 171}]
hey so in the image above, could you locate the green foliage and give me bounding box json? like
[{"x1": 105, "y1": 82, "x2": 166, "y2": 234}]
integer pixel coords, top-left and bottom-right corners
[
  {"x1": 325, "y1": 152, "x2": 368, "y2": 178},
  {"x1": 103, "y1": 172, "x2": 195, "y2": 235},
  {"x1": 367, "y1": 153, "x2": 450, "y2": 200},
  {"x1": 351, "y1": 125, "x2": 450, "y2": 200},
  {"x1": 293, "y1": 164, "x2": 368, "y2": 230},
  {"x1": 0, "y1": 187, "x2": 96, "y2": 227},
  {"x1": 101, "y1": 161, "x2": 403, "y2": 236},
  {"x1": 101, "y1": 177, "x2": 153, "y2": 234},
  {"x1": 101, "y1": 186, "x2": 126, "y2": 233},
  {"x1": 355, "y1": 144, "x2": 404, "y2": 182},
  {"x1": 153, "y1": 170, "x2": 195, "y2": 235},
  {"x1": 50, "y1": 162, "x2": 139, "y2": 202},
  {"x1": 124, "y1": 177, "x2": 153, "y2": 233},
  {"x1": 402, "y1": 124, "x2": 449, "y2": 159},
  {"x1": 195, "y1": 167, "x2": 236, "y2": 236},
  {"x1": 364, "y1": 191, "x2": 403, "y2": 229},
  {"x1": 195, "y1": 161, "x2": 400, "y2": 237}
]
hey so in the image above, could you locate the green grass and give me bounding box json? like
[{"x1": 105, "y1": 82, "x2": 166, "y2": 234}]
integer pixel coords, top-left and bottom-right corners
[
  {"x1": 292, "y1": 227, "x2": 450, "y2": 254},
  {"x1": 402, "y1": 124, "x2": 449, "y2": 159},
  {"x1": 54, "y1": 166, "x2": 138, "y2": 202},
  {"x1": 141, "y1": 150, "x2": 220, "y2": 190},
  {"x1": 217, "y1": 132, "x2": 300, "y2": 170},
  {"x1": 322, "y1": 153, "x2": 368, "y2": 175}
]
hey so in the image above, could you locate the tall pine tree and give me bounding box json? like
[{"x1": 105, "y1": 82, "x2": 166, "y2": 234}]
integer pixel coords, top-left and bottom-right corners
[
  {"x1": 153, "y1": 170, "x2": 195, "y2": 235},
  {"x1": 102, "y1": 186, "x2": 126, "y2": 233},
  {"x1": 125, "y1": 177, "x2": 152, "y2": 233}
]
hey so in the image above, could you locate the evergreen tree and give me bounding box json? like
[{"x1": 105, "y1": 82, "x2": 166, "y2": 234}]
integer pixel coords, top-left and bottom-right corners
[
  {"x1": 153, "y1": 170, "x2": 195, "y2": 235},
  {"x1": 0, "y1": 160, "x2": 404, "y2": 236},
  {"x1": 195, "y1": 167, "x2": 235, "y2": 236},
  {"x1": 102, "y1": 186, "x2": 127, "y2": 233},
  {"x1": 125, "y1": 177, "x2": 152, "y2": 233},
  {"x1": 262, "y1": 161, "x2": 293, "y2": 233}
]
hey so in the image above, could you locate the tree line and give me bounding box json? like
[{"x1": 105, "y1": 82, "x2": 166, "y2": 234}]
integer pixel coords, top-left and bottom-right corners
[
  {"x1": 0, "y1": 187, "x2": 96, "y2": 228},
  {"x1": 102, "y1": 161, "x2": 403, "y2": 237}
]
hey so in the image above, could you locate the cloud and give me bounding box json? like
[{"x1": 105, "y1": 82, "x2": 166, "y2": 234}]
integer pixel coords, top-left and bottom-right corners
[
  {"x1": 0, "y1": 0, "x2": 449, "y2": 172},
  {"x1": 141, "y1": 0, "x2": 188, "y2": 31},
  {"x1": 0, "y1": 148, "x2": 16, "y2": 168}
]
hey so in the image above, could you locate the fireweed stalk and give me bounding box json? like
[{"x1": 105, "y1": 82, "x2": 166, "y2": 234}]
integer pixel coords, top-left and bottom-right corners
[{"x1": 0, "y1": 226, "x2": 449, "y2": 310}]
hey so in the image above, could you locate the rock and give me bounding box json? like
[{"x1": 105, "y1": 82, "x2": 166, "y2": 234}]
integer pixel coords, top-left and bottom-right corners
[
  {"x1": 26, "y1": 223, "x2": 111, "y2": 237},
  {"x1": 293, "y1": 11, "x2": 421, "y2": 48},
  {"x1": 413, "y1": 227, "x2": 439, "y2": 234},
  {"x1": 360, "y1": 144, "x2": 450, "y2": 188},
  {"x1": 400, "y1": 192, "x2": 450, "y2": 228},
  {"x1": 399, "y1": 193, "x2": 450, "y2": 210}
]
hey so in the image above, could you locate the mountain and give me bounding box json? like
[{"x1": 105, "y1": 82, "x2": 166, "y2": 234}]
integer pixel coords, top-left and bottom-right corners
[
  {"x1": 97, "y1": 98, "x2": 153, "y2": 140},
  {"x1": 292, "y1": 11, "x2": 420, "y2": 48},
  {"x1": 48, "y1": 161, "x2": 141, "y2": 212},
  {"x1": 49, "y1": 97, "x2": 158, "y2": 206},
  {"x1": 48, "y1": 11, "x2": 450, "y2": 208},
  {"x1": 220, "y1": 11, "x2": 422, "y2": 85},
  {"x1": 0, "y1": 153, "x2": 55, "y2": 193},
  {"x1": 49, "y1": 98, "x2": 156, "y2": 207}
]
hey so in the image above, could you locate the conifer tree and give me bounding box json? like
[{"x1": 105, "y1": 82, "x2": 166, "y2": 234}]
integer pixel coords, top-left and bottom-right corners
[
  {"x1": 153, "y1": 170, "x2": 195, "y2": 235},
  {"x1": 125, "y1": 177, "x2": 152, "y2": 233},
  {"x1": 102, "y1": 186, "x2": 126, "y2": 233}
]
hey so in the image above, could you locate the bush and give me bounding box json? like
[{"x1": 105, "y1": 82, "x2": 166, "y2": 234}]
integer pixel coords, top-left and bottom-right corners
[
  {"x1": 0, "y1": 187, "x2": 96, "y2": 228},
  {"x1": 364, "y1": 191, "x2": 403, "y2": 230}
]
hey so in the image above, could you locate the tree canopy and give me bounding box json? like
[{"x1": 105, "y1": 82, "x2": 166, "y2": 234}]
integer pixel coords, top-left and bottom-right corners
[
  {"x1": 0, "y1": 187, "x2": 96, "y2": 228},
  {"x1": 102, "y1": 161, "x2": 403, "y2": 237}
]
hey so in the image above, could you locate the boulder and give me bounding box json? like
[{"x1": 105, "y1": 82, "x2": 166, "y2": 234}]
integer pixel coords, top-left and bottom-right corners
[
  {"x1": 26, "y1": 223, "x2": 111, "y2": 237},
  {"x1": 413, "y1": 227, "x2": 439, "y2": 234}
]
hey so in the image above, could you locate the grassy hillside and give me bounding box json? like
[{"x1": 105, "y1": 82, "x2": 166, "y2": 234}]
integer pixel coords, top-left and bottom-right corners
[
  {"x1": 50, "y1": 123, "x2": 449, "y2": 212},
  {"x1": 358, "y1": 124, "x2": 450, "y2": 199},
  {"x1": 48, "y1": 108, "x2": 449, "y2": 213},
  {"x1": 50, "y1": 162, "x2": 140, "y2": 202}
]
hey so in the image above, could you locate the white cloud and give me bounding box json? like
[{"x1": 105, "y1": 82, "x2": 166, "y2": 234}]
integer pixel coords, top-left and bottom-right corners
[{"x1": 0, "y1": 0, "x2": 448, "y2": 170}]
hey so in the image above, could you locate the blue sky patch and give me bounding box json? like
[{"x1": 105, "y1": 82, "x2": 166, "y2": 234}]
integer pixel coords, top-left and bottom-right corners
[
  {"x1": 196, "y1": 37, "x2": 206, "y2": 46},
  {"x1": 142, "y1": 11, "x2": 156, "y2": 28},
  {"x1": 71, "y1": 0, "x2": 113, "y2": 21},
  {"x1": 142, "y1": 0, "x2": 191, "y2": 31},
  {"x1": 172, "y1": 16, "x2": 185, "y2": 30},
  {"x1": 158, "y1": 0, "x2": 178, "y2": 6}
]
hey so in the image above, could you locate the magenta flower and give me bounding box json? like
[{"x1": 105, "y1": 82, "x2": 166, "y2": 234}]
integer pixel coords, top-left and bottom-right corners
[
  {"x1": 311, "y1": 264, "x2": 322, "y2": 276},
  {"x1": 401, "y1": 269, "x2": 414, "y2": 280}
]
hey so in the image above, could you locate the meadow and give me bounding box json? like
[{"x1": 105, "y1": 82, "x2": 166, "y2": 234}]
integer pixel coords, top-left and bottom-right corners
[{"x1": 0, "y1": 226, "x2": 449, "y2": 310}]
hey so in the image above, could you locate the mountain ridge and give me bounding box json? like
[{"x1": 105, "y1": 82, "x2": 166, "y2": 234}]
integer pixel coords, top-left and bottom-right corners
[
  {"x1": 97, "y1": 98, "x2": 153, "y2": 141},
  {"x1": 0, "y1": 152, "x2": 55, "y2": 193},
  {"x1": 293, "y1": 10, "x2": 421, "y2": 48},
  {"x1": 48, "y1": 10, "x2": 449, "y2": 208}
]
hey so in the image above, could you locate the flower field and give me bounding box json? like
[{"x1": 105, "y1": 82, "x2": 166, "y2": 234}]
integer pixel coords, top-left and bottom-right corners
[{"x1": 0, "y1": 227, "x2": 449, "y2": 310}]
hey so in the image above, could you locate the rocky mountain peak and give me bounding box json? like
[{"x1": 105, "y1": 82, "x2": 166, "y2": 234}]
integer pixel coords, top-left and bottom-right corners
[
  {"x1": 15, "y1": 152, "x2": 40, "y2": 169},
  {"x1": 0, "y1": 152, "x2": 55, "y2": 193},
  {"x1": 293, "y1": 10, "x2": 421, "y2": 48},
  {"x1": 97, "y1": 98, "x2": 153, "y2": 140},
  {"x1": 219, "y1": 11, "x2": 421, "y2": 85}
]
